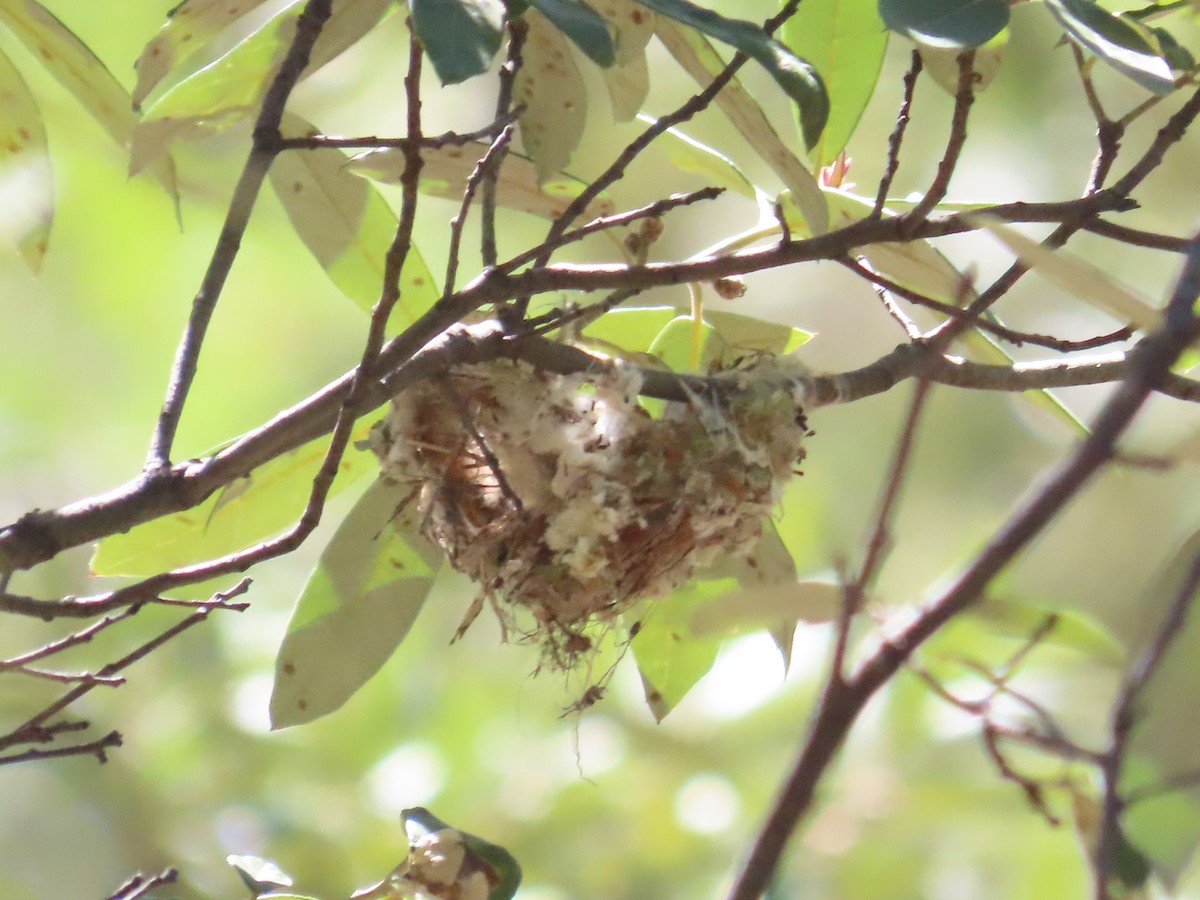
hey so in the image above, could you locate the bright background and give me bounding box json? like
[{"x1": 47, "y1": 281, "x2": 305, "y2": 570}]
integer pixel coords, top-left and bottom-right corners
[{"x1": 2, "y1": 2, "x2": 1200, "y2": 897}]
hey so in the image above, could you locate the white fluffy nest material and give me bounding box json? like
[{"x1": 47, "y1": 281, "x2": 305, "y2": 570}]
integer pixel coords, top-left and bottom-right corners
[{"x1": 368, "y1": 357, "x2": 808, "y2": 666}]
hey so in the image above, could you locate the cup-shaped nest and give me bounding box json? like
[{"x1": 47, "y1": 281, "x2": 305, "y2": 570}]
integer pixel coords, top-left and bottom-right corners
[{"x1": 368, "y1": 358, "x2": 808, "y2": 667}]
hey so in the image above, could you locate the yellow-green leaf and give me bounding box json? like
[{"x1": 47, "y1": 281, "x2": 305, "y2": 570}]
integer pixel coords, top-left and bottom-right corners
[
  {"x1": 91, "y1": 419, "x2": 381, "y2": 576},
  {"x1": 0, "y1": 0, "x2": 179, "y2": 203},
  {"x1": 271, "y1": 113, "x2": 439, "y2": 328},
  {"x1": 655, "y1": 18, "x2": 828, "y2": 235},
  {"x1": 270, "y1": 479, "x2": 442, "y2": 729},
  {"x1": 133, "y1": 0, "x2": 276, "y2": 108},
  {"x1": 630, "y1": 577, "x2": 739, "y2": 721}
]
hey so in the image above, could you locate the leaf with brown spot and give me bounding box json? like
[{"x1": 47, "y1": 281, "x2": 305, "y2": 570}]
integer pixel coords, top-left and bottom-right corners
[
  {"x1": 269, "y1": 112, "x2": 440, "y2": 330},
  {"x1": 0, "y1": 0, "x2": 179, "y2": 206},
  {"x1": 515, "y1": 10, "x2": 588, "y2": 182},
  {"x1": 0, "y1": 44, "x2": 51, "y2": 271},
  {"x1": 133, "y1": 0, "x2": 276, "y2": 108},
  {"x1": 269, "y1": 479, "x2": 442, "y2": 729}
]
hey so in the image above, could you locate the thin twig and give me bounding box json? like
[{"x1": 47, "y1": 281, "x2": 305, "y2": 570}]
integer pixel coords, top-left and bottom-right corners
[
  {"x1": 726, "y1": 236, "x2": 1200, "y2": 900},
  {"x1": 1094, "y1": 542, "x2": 1200, "y2": 897},
  {"x1": 277, "y1": 115, "x2": 518, "y2": 151},
  {"x1": 873, "y1": 50, "x2": 922, "y2": 218},
  {"x1": 903, "y1": 52, "x2": 976, "y2": 225},
  {"x1": 146, "y1": 0, "x2": 333, "y2": 469},
  {"x1": 446, "y1": 125, "x2": 516, "y2": 294},
  {"x1": 106, "y1": 868, "x2": 179, "y2": 900},
  {"x1": 483, "y1": 19, "x2": 527, "y2": 271}
]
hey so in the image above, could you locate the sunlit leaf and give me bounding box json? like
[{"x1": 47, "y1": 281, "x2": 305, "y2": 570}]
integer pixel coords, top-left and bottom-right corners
[
  {"x1": 648, "y1": 314, "x2": 723, "y2": 371},
  {"x1": 783, "y1": 0, "x2": 889, "y2": 167},
  {"x1": 411, "y1": 0, "x2": 506, "y2": 85},
  {"x1": 516, "y1": 10, "x2": 589, "y2": 181},
  {"x1": 526, "y1": 0, "x2": 616, "y2": 67},
  {"x1": 705, "y1": 310, "x2": 813, "y2": 355},
  {"x1": 639, "y1": 115, "x2": 756, "y2": 199},
  {"x1": 1045, "y1": 0, "x2": 1175, "y2": 95},
  {"x1": 580, "y1": 305, "x2": 676, "y2": 354},
  {"x1": 630, "y1": 577, "x2": 739, "y2": 721},
  {"x1": 227, "y1": 855, "x2": 294, "y2": 893},
  {"x1": 970, "y1": 213, "x2": 1162, "y2": 331},
  {"x1": 350, "y1": 142, "x2": 615, "y2": 223},
  {"x1": 878, "y1": 0, "x2": 1009, "y2": 49},
  {"x1": 91, "y1": 420, "x2": 381, "y2": 575},
  {"x1": 655, "y1": 19, "x2": 828, "y2": 235},
  {"x1": 133, "y1": 0, "x2": 276, "y2": 108},
  {"x1": 0, "y1": 0, "x2": 179, "y2": 203},
  {"x1": 0, "y1": 45, "x2": 51, "y2": 270},
  {"x1": 691, "y1": 579, "x2": 839, "y2": 636},
  {"x1": 637, "y1": 0, "x2": 828, "y2": 148},
  {"x1": 136, "y1": 0, "x2": 393, "y2": 168},
  {"x1": 593, "y1": 0, "x2": 655, "y2": 119},
  {"x1": 269, "y1": 479, "x2": 442, "y2": 729},
  {"x1": 695, "y1": 524, "x2": 828, "y2": 669},
  {"x1": 270, "y1": 113, "x2": 440, "y2": 328}
]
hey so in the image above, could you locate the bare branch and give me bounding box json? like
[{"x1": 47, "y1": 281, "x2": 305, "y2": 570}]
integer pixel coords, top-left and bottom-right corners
[
  {"x1": 726, "y1": 235, "x2": 1200, "y2": 900},
  {"x1": 146, "y1": 0, "x2": 334, "y2": 469}
]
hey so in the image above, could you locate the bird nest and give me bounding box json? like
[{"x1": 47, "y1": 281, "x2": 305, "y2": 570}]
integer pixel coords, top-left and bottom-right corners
[{"x1": 367, "y1": 356, "x2": 808, "y2": 669}]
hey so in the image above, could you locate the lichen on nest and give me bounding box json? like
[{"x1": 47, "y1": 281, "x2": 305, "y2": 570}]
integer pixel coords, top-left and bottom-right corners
[{"x1": 367, "y1": 354, "x2": 809, "y2": 669}]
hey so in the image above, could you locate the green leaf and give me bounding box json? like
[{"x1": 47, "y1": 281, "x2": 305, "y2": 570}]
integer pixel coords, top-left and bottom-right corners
[
  {"x1": 135, "y1": 0, "x2": 393, "y2": 169},
  {"x1": 580, "y1": 305, "x2": 677, "y2": 354},
  {"x1": 526, "y1": 0, "x2": 616, "y2": 67},
  {"x1": 516, "y1": 10, "x2": 589, "y2": 181},
  {"x1": 350, "y1": 142, "x2": 616, "y2": 223},
  {"x1": 133, "y1": 0, "x2": 275, "y2": 108},
  {"x1": 638, "y1": 0, "x2": 828, "y2": 148},
  {"x1": 690, "y1": 579, "x2": 839, "y2": 636},
  {"x1": 140, "y1": 3, "x2": 297, "y2": 123},
  {"x1": 639, "y1": 115, "x2": 756, "y2": 199},
  {"x1": 783, "y1": 0, "x2": 889, "y2": 167},
  {"x1": 630, "y1": 577, "x2": 739, "y2": 721},
  {"x1": 411, "y1": 0, "x2": 507, "y2": 85},
  {"x1": 91, "y1": 421, "x2": 381, "y2": 576},
  {"x1": 271, "y1": 114, "x2": 440, "y2": 328},
  {"x1": 269, "y1": 479, "x2": 442, "y2": 729},
  {"x1": 648, "y1": 314, "x2": 723, "y2": 371},
  {"x1": 1045, "y1": 0, "x2": 1176, "y2": 94},
  {"x1": 969, "y1": 213, "x2": 1162, "y2": 331},
  {"x1": 878, "y1": 0, "x2": 1009, "y2": 49},
  {"x1": 655, "y1": 20, "x2": 828, "y2": 235},
  {"x1": 0, "y1": 0, "x2": 179, "y2": 204},
  {"x1": 705, "y1": 310, "x2": 813, "y2": 355},
  {"x1": 0, "y1": 45, "x2": 51, "y2": 270}
]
